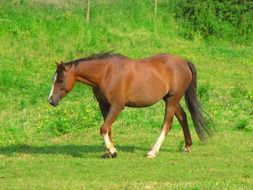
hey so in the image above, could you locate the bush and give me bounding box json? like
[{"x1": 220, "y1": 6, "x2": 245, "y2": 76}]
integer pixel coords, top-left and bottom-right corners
[{"x1": 175, "y1": 0, "x2": 253, "y2": 43}]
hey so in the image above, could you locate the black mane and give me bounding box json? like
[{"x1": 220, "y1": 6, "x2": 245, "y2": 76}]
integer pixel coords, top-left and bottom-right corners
[{"x1": 65, "y1": 51, "x2": 126, "y2": 67}]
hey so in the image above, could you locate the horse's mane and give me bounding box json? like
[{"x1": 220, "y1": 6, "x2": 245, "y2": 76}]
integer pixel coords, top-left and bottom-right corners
[{"x1": 65, "y1": 51, "x2": 126, "y2": 67}]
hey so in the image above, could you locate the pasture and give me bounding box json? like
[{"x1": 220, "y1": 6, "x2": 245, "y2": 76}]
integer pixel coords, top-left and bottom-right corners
[{"x1": 0, "y1": 0, "x2": 252, "y2": 189}]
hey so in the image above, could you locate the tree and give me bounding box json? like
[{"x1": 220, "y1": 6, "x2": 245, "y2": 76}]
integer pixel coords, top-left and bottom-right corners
[
  {"x1": 154, "y1": 0, "x2": 158, "y2": 18},
  {"x1": 85, "y1": 0, "x2": 90, "y2": 22}
]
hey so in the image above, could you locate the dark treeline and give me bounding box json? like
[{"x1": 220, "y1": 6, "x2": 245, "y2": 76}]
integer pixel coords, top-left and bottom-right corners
[{"x1": 175, "y1": 0, "x2": 253, "y2": 43}]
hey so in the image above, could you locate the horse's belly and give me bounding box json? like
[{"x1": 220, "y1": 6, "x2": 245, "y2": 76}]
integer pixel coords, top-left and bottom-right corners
[
  {"x1": 125, "y1": 98, "x2": 161, "y2": 107},
  {"x1": 125, "y1": 81, "x2": 169, "y2": 107}
]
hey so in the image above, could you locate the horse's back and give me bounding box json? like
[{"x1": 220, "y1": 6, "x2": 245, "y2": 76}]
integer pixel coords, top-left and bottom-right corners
[
  {"x1": 112, "y1": 54, "x2": 192, "y2": 107},
  {"x1": 130, "y1": 54, "x2": 192, "y2": 90}
]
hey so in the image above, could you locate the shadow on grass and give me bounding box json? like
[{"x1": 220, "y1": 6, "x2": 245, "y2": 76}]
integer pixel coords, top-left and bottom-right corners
[{"x1": 0, "y1": 144, "x2": 173, "y2": 158}]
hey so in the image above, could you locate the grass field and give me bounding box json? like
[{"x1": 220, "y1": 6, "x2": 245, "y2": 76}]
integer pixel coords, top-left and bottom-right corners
[{"x1": 0, "y1": 0, "x2": 253, "y2": 189}]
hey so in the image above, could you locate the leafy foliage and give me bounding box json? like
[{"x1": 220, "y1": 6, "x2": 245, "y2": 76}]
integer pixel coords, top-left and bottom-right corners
[{"x1": 175, "y1": 0, "x2": 253, "y2": 43}]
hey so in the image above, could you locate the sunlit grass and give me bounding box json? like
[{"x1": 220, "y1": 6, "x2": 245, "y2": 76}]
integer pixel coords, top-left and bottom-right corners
[{"x1": 0, "y1": 128, "x2": 253, "y2": 189}]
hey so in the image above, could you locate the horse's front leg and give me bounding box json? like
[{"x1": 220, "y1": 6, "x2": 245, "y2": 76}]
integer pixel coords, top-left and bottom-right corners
[{"x1": 100, "y1": 105, "x2": 123, "y2": 158}]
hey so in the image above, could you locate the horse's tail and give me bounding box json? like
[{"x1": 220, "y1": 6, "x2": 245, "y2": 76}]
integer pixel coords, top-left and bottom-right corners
[{"x1": 185, "y1": 61, "x2": 213, "y2": 141}]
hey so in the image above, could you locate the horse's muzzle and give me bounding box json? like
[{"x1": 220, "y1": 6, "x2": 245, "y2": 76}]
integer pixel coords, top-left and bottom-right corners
[{"x1": 49, "y1": 98, "x2": 58, "y2": 107}]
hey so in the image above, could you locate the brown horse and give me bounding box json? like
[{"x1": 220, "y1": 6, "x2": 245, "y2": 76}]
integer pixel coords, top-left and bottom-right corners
[{"x1": 48, "y1": 52, "x2": 212, "y2": 158}]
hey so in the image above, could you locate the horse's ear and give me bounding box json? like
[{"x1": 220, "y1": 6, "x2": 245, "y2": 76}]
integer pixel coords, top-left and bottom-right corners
[
  {"x1": 58, "y1": 62, "x2": 66, "y2": 71},
  {"x1": 55, "y1": 60, "x2": 59, "y2": 66}
]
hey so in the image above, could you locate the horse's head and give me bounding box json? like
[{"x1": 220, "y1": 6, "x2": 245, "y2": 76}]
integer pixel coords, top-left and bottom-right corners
[{"x1": 48, "y1": 63, "x2": 75, "y2": 107}]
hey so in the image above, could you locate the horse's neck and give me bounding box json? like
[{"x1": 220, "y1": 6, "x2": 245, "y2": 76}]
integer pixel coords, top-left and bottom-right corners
[{"x1": 75, "y1": 60, "x2": 107, "y2": 87}]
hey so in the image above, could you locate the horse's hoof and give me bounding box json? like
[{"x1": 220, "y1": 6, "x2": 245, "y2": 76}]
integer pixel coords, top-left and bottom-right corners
[
  {"x1": 111, "y1": 152, "x2": 117, "y2": 158},
  {"x1": 147, "y1": 150, "x2": 157, "y2": 158},
  {"x1": 102, "y1": 152, "x2": 111, "y2": 159},
  {"x1": 102, "y1": 151, "x2": 117, "y2": 159},
  {"x1": 184, "y1": 146, "x2": 191, "y2": 153}
]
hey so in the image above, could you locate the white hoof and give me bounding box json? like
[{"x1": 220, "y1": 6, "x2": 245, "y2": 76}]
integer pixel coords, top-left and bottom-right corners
[
  {"x1": 184, "y1": 146, "x2": 191, "y2": 153},
  {"x1": 147, "y1": 150, "x2": 157, "y2": 158}
]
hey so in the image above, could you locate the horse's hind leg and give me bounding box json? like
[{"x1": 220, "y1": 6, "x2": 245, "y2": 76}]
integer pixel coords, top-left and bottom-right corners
[
  {"x1": 147, "y1": 95, "x2": 180, "y2": 158},
  {"x1": 175, "y1": 104, "x2": 192, "y2": 152}
]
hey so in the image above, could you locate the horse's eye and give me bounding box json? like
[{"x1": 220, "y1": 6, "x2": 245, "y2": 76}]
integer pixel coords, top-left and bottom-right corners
[{"x1": 58, "y1": 79, "x2": 63, "y2": 83}]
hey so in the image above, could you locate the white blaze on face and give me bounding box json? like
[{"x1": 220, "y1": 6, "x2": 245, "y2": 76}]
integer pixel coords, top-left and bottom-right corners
[
  {"x1": 103, "y1": 133, "x2": 116, "y2": 154},
  {"x1": 48, "y1": 73, "x2": 57, "y2": 100}
]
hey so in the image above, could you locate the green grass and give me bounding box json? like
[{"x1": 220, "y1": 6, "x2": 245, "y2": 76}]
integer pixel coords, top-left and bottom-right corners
[
  {"x1": 0, "y1": 128, "x2": 253, "y2": 189},
  {"x1": 0, "y1": 0, "x2": 253, "y2": 189}
]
